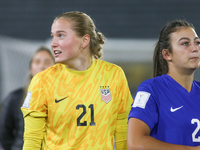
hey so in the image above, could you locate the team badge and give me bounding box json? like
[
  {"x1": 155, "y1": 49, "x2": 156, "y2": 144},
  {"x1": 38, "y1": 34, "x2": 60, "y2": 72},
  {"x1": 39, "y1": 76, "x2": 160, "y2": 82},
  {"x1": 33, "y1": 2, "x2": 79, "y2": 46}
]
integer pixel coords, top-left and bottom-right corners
[
  {"x1": 132, "y1": 91, "x2": 150, "y2": 109},
  {"x1": 100, "y1": 86, "x2": 111, "y2": 103},
  {"x1": 22, "y1": 91, "x2": 32, "y2": 109}
]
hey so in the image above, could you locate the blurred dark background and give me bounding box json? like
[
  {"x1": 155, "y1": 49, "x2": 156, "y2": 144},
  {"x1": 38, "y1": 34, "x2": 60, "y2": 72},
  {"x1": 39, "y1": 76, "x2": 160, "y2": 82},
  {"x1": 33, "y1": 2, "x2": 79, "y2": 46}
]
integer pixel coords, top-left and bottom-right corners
[
  {"x1": 0, "y1": 0, "x2": 200, "y2": 101},
  {"x1": 1, "y1": 0, "x2": 200, "y2": 40}
]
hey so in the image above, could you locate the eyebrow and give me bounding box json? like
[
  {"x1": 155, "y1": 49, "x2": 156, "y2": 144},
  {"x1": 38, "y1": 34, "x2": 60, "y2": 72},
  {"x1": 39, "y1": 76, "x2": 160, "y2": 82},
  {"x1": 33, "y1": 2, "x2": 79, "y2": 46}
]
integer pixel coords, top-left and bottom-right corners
[
  {"x1": 178, "y1": 37, "x2": 200, "y2": 42},
  {"x1": 56, "y1": 30, "x2": 65, "y2": 33},
  {"x1": 51, "y1": 30, "x2": 66, "y2": 36}
]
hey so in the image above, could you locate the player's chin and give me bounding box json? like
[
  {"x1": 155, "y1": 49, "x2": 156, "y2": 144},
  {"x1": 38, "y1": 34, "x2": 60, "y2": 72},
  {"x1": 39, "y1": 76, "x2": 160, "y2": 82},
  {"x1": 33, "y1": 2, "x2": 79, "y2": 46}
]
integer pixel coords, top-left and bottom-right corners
[
  {"x1": 55, "y1": 58, "x2": 63, "y2": 64},
  {"x1": 189, "y1": 65, "x2": 199, "y2": 71}
]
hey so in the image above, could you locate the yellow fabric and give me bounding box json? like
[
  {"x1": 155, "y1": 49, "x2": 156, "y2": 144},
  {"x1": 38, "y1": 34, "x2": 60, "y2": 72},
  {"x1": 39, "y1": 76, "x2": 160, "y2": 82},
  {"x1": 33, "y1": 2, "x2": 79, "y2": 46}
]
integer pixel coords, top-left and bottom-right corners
[
  {"x1": 114, "y1": 106, "x2": 131, "y2": 150},
  {"x1": 21, "y1": 109, "x2": 47, "y2": 150},
  {"x1": 21, "y1": 59, "x2": 133, "y2": 150},
  {"x1": 115, "y1": 117, "x2": 128, "y2": 150}
]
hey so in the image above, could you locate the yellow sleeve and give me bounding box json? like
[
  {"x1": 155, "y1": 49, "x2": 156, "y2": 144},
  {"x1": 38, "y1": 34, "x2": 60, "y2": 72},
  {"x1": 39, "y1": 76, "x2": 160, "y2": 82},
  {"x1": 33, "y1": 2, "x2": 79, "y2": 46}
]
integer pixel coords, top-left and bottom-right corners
[
  {"x1": 21, "y1": 108, "x2": 47, "y2": 150},
  {"x1": 114, "y1": 68, "x2": 133, "y2": 150},
  {"x1": 114, "y1": 112, "x2": 129, "y2": 150}
]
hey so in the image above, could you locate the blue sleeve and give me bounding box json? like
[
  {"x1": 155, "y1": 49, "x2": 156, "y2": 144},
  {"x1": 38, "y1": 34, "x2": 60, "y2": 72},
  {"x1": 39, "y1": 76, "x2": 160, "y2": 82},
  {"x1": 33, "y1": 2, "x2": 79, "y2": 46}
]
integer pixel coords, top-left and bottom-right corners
[{"x1": 128, "y1": 80, "x2": 159, "y2": 130}]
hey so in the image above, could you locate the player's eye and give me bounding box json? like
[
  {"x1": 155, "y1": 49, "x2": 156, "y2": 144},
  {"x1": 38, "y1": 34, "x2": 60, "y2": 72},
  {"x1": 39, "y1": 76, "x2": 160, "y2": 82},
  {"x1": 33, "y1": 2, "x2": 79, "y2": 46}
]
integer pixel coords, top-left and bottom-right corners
[
  {"x1": 182, "y1": 42, "x2": 189, "y2": 46},
  {"x1": 195, "y1": 41, "x2": 200, "y2": 45},
  {"x1": 59, "y1": 34, "x2": 63, "y2": 38}
]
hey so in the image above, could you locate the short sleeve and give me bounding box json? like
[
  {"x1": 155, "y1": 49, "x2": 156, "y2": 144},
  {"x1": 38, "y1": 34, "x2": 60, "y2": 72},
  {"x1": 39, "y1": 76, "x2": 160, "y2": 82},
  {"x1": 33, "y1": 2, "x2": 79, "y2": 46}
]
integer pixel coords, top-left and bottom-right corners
[
  {"x1": 128, "y1": 81, "x2": 159, "y2": 130},
  {"x1": 21, "y1": 73, "x2": 48, "y2": 115}
]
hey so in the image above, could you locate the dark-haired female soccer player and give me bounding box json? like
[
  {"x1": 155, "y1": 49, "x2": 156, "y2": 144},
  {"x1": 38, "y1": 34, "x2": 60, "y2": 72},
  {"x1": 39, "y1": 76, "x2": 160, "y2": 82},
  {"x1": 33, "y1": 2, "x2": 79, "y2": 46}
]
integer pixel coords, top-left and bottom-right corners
[{"x1": 128, "y1": 20, "x2": 200, "y2": 150}]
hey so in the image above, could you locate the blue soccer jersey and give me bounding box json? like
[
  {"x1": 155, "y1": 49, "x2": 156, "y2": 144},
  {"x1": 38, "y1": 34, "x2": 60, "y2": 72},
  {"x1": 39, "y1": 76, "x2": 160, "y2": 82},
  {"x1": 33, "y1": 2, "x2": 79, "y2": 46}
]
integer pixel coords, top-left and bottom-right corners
[{"x1": 128, "y1": 74, "x2": 200, "y2": 146}]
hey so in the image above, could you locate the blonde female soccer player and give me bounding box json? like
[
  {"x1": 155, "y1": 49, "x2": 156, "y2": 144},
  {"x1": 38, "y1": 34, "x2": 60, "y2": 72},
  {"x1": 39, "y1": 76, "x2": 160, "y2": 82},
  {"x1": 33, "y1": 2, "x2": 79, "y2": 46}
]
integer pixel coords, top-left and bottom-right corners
[{"x1": 21, "y1": 11, "x2": 133, "y2": 150}]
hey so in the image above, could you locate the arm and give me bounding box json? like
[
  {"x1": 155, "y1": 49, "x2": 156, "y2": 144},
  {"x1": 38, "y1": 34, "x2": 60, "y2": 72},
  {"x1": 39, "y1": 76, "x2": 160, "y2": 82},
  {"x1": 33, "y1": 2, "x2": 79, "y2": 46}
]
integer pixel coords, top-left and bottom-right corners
[
  {"x1": 21, "y1": 74, "x2": 48, "y2": 150},
  {"x1": 115, "y1": 112, "x2": 129, "y2": 150},
  {"x1": 21, "y1": 109, "x2": 47, "y2": 150},
  {"x1": 127, "y1": 118, "x2": 200, "y2": 150},
  {"x1": 115, "y1": 68, "x2": 133, "y2": 150}
]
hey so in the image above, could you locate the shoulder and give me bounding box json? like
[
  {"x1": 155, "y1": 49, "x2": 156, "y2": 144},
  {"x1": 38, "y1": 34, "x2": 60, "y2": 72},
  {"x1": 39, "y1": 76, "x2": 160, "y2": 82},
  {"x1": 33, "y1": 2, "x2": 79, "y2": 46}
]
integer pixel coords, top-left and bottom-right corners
[
  {"x1": 95, "y1": 59, "x2": 127, "y2": 80},
  {"x1": 193, "y1": 80, "x2": 200, "y2": 88},
  {"x1": 96, "y1": 59, "x2": 124, "y2": 72},
  {"x1": 138, "y1": 75, "x2": 168, "y2": 91},
  {"x1": 29, "y1": 64, "x2": 64, "y2": 89},
  {"x1": 38, "y1": 63, "x2": 62, "y2": 75},
  {"x1": 32, "y1": 64, "x2": 62, "y2": 80},
  {"x1": 139, "y1": 76, "x2": 160, "y2": 86},
  {"x1": 97, "y1": 59, "x2": 121, "y2": 67}
]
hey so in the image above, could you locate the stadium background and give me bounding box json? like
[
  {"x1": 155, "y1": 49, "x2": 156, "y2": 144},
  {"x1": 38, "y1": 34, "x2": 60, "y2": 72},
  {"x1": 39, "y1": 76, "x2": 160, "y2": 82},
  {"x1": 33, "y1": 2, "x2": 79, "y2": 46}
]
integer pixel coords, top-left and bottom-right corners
[{"x1": 0, "y1": 0, "x2": 200, "y2": 102}]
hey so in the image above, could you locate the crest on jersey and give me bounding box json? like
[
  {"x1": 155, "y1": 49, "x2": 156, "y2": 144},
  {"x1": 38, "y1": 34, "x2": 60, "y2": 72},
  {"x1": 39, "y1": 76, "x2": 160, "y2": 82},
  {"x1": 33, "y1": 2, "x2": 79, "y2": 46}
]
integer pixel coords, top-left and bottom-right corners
[
  {"x1": 100, "y1": 86, "x2": 111, "y2": 103},
  {"x1": 132, "y1": 91, "x2": 150, "y2": 109},
  {"x1": 22, "y1": 91, "x2": 32, "y2": 109}
]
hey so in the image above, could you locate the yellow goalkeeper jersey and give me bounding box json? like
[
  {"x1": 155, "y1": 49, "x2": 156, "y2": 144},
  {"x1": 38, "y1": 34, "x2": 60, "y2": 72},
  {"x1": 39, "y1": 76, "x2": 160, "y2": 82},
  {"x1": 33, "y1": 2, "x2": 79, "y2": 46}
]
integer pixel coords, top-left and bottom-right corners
[{"x1": 21, "y1": 59, "x2": 133, "y2": 150}]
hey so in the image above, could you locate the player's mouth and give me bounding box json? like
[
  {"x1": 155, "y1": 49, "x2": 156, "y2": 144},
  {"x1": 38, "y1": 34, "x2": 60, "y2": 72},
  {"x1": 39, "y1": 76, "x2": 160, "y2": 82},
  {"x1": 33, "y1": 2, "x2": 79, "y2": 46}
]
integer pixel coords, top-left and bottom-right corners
[
  {"x1": 54, "y1": 50, "x2": 62, "y2": 57},
  {"x1": 190, "y1": 56, "x2": 199, "y2": 60}
]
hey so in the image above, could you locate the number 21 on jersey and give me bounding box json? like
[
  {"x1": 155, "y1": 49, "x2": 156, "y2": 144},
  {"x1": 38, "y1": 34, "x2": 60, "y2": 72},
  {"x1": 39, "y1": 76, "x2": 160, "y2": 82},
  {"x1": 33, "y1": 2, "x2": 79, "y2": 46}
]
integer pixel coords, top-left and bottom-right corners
[{"x1": 76, "y1": 104, "x2": 96, "y2": 126}]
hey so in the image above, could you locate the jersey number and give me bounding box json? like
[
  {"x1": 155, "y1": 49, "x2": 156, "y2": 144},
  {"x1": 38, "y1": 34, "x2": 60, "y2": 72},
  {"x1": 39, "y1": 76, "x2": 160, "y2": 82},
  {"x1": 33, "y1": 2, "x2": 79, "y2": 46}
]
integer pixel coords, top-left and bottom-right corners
[
  {"x1": 76, "y1": 104, "x2": 96, "y2": 126},
  {"x1": 191, "y1": 119, "x2": 200, "y2": 142}
]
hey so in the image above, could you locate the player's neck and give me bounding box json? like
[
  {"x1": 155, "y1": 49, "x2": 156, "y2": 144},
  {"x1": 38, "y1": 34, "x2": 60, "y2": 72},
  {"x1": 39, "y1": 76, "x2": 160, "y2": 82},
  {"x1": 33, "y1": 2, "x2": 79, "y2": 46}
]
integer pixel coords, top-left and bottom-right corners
[
  {"x1": 167, "y1": 72, "x2": 194, "y2": 93},
  {"x1": 65, "y1": 57, "x2": 93, "y2": 71}
]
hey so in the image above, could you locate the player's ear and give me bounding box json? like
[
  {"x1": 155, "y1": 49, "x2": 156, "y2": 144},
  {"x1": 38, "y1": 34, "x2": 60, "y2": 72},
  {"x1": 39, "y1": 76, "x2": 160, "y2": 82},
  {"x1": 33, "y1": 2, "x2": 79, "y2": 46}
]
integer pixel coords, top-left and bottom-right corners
[
  {"x1": 162, "y1": 49, "x2": 172, "y2": 61},
  {"x1": 82, "y1": 34, "x2": 90, "y2": 48}
]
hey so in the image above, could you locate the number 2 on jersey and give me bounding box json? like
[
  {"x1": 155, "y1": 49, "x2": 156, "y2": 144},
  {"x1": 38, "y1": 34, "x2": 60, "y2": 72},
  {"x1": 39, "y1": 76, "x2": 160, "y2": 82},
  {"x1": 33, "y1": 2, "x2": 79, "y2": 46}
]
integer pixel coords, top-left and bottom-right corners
[
  {"x1": 191, "y1": 119, "x2": 200, "y2": 142},
  {"x1": 76, "y1": 104, "x2": 96, "y2": 126}
]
